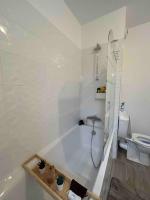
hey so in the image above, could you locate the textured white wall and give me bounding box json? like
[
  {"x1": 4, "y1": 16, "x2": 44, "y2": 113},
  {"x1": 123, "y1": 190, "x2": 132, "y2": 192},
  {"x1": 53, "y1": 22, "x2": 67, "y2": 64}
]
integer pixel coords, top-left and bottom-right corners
[
  {"x1": 121, "y1": 22, "x2": 150, "y2": 136},
  {"x1": 0, "y1": 0, "x2": 81, "y2": 180}
]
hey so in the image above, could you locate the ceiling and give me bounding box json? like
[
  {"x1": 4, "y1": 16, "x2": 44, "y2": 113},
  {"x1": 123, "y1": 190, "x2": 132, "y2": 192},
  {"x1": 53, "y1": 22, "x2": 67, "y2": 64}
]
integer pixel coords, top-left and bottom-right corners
[{"x1": 64, "y1": 0, "x2": 150, "y2": 28}]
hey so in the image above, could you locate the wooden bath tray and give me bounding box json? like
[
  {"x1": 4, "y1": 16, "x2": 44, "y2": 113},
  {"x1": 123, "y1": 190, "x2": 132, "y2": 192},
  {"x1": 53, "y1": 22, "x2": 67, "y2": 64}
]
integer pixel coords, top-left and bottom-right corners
[{"x1": 22, "y1": 154, "x2": 100, "y2": 200}]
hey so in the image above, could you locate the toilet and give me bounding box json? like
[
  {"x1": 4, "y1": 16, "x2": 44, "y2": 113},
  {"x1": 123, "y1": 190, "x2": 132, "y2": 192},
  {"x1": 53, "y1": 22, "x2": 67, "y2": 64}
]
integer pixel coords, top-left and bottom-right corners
[{"x1": 118, "y1": 111, "x2": 150, "y2": 166}]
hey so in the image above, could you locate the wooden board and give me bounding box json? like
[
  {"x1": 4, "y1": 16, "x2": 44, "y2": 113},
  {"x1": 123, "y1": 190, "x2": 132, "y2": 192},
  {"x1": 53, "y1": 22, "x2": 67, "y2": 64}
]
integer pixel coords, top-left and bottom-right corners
[
  {"x1": 22, "y1": 154, "x2": 101, "y2": 200},
  {"x1": 32, "y1": 166, "x2": 70, "y2": 200}
]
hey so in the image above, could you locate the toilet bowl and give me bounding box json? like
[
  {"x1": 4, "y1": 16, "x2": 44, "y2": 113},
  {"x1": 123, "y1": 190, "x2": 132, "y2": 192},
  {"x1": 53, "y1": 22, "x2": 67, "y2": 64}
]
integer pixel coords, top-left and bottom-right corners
[
  {"x1": 127, "y1": 133, "x2": 150, "y2": 166},
  {"x1": 132, "y1": 133, "x2": 150, "y2": 154},
  {"x1": 118, "y1": 111, "x2": 150, "y2": 166}
]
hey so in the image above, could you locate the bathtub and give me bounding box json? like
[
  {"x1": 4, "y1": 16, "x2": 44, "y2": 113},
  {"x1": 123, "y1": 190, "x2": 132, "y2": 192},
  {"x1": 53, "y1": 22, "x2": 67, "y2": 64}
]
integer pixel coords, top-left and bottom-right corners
[
  {"x1": 40, "y1": 125, "x2": 104, "y2": 190},
  {"x1": 39, "y1": 125, "x2": 113, "y2": 200},
  {"x1": 0, "y1": 125, "x2": 113, "y2": 200}
]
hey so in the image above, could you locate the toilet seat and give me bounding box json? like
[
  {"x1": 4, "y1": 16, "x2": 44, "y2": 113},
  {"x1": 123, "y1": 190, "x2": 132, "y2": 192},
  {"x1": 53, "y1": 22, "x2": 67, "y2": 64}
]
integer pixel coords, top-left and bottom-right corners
[{"x1": 132, "y1": 133, "x2": 150, "y2": 148}]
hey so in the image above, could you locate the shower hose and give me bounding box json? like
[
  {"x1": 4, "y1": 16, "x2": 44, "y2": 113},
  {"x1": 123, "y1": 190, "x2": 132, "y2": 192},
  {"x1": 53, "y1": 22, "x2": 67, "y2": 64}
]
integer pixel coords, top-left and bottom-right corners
[{"x1": 90, "y1": 122, "x2": 101, "y2": 168}]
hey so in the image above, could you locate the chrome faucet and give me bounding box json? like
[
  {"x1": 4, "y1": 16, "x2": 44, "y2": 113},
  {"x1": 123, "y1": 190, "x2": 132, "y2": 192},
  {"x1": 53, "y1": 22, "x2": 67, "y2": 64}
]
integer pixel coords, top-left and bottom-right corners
[{"x1": 86, "y1": 115, "x2": 101, "y2": 135}]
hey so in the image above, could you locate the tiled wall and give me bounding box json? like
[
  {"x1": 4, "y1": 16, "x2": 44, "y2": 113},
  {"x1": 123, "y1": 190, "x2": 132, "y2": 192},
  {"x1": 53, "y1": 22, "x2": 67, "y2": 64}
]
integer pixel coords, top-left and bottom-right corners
[
  {"x1": 0, "y1": 1, "x2": 126, "y2": 183},
  {"x1": 81, "y1": 7, "x2": 126, "y2": 129},
  {"x1": 0, "y1": 0, "x2": 81, "y2": 180},
  {"x1": 81, "y1": 7, "x2": 126, "y2": 158},
  {"x1": 80, "y1": 44, "x2": 108, "y2": 122}
]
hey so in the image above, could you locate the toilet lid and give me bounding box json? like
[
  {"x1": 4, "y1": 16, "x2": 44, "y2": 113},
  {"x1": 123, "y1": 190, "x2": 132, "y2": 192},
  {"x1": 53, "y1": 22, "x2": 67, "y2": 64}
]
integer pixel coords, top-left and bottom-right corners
[{"x1": 132, "y1": 133, "x2": 150, "y2": 148}]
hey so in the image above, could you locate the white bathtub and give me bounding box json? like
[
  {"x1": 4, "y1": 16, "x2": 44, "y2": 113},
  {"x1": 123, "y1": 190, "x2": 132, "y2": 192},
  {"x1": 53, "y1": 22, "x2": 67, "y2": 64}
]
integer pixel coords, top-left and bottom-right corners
[
  {"x1": 39, "y1": 125, "x2": 113, "y2": 200},
  {"x1": 0, "y1": 125, "x2": 113, "y2": 200},
  {"x1": 40, "y1": 125, "x2": 104, "y2": 190}
]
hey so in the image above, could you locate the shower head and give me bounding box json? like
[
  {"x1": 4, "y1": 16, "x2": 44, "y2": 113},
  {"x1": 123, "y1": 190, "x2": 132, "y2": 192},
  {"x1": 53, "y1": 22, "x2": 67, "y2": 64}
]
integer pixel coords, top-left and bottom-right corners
[{"x1": 93, "y1": 43, "x2": 101, "y2": 53}]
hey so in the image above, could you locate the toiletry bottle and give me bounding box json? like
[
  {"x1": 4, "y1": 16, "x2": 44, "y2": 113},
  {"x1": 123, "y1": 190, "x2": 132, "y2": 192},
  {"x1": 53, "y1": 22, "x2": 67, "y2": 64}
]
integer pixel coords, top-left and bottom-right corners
[{"x1": 47, "y1": 165, "x2": 55, "y2": 184}]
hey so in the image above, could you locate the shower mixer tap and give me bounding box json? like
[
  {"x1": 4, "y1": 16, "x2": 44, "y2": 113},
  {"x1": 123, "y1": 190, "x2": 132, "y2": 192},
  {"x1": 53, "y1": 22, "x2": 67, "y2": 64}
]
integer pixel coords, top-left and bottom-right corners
[
  {"x1": 86, "y1": 115, "x2": 102, "y2": 135},
  {"x1": 86, "y1": 115, "x2": 101, "y2": 123}
]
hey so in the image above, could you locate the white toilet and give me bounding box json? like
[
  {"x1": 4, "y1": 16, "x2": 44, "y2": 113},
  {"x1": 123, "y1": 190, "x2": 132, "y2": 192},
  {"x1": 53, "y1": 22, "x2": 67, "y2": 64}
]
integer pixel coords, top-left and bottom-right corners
[{"x1": 118, "y1": 111, "x2": 150, "y2": 166}]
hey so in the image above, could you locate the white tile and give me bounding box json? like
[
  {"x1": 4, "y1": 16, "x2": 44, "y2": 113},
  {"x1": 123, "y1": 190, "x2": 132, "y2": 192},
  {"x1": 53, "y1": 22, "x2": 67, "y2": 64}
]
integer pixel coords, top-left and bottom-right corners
[{"x1": 0, "y1": 9, "x2": 81, "y2": 182}]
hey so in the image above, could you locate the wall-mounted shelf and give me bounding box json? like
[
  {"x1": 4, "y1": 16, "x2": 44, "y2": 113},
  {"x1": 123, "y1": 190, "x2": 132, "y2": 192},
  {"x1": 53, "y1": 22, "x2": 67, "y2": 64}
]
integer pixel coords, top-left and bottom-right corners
[
  {"x1": 22, "y1": 154, "x2": 100, "y2": 200},
  {"x1": 95, "y1": 93, "x2": 106, "y2": 100}
]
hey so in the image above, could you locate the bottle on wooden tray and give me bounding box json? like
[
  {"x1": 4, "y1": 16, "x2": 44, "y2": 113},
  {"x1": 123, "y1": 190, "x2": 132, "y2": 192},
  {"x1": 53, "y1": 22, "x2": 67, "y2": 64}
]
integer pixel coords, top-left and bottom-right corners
[
  {"x1": 56, "y1": 175, "x2": 64, "y2": 191},
  {"x1": 47, "y1": 165, "x2": 56, "y2": 184},
  {"x1": 38, "y1": 160, "x2": 46, "y2": 174}
]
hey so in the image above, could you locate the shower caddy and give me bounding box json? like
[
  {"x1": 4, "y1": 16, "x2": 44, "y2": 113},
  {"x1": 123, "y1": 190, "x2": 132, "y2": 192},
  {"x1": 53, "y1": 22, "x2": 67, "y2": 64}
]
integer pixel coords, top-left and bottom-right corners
[{"x1": 22, "y1": 154, "x2": 101, "y2": 200}]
